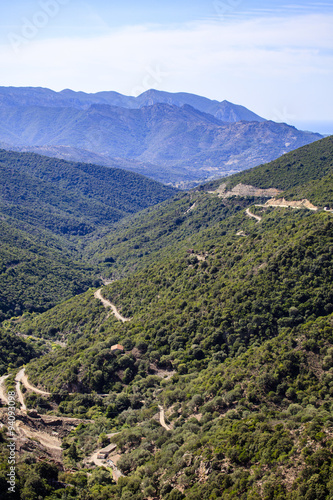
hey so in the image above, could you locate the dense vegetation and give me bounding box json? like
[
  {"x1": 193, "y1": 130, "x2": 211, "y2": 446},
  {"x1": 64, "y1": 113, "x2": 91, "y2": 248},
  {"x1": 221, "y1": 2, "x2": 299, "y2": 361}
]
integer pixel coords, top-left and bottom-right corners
[
  {"x1": 20, "y1": 209, "x2": 333, "y2": 391},
  {"x1": 4, "y1": 204, "x2": 332, "y2": 498},
  {"x1": 86, "y1": 193, "x2": 257, "y2": 278},
  {"x1": 0, "y1": 150, "x2": 176, "y2": 318},
  {"x1": 0, "y1": 328, "x2": 40, "y2": 375},
  {"x1": 0, "y1": 149, "x2": 177, "y2": 236},
  {"x1": 1, "y1": 137, "x2": 333, "y2": 498},
  {"x1": 0, "y1": 220, "x2": 95, "y2": 320},
  {"x1": 215, "y1": 136, "x2": 333, "y2": 190}
]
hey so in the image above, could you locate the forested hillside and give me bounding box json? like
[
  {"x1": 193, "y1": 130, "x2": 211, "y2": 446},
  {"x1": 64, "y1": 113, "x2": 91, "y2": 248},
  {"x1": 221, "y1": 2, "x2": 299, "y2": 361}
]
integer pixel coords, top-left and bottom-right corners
[
  {"x1": 0, "y1": 150, "x2": 177, "y2": 319},
  {"x1": 1, "y1": 137, "x2": 333, "y2": 499},
  {"x1": 87, "y1": 136, "x2": 333, "y2": 281},
  {"x1": 210, "y1": 135, "x2": 333, "y2": 196},
  {"x1": 0, "y1": 149, "x2": 177, "y2": 235},
  {"x1": 0, "y1": 220, "x2": 95, "y2": 320}
]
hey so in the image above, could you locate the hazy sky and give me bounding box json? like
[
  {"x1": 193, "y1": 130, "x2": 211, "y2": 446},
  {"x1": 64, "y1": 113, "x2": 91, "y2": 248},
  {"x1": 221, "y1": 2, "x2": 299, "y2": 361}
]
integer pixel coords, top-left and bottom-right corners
[{"x1": 0, "y1": 0, "x2": 332, "y2": 133}]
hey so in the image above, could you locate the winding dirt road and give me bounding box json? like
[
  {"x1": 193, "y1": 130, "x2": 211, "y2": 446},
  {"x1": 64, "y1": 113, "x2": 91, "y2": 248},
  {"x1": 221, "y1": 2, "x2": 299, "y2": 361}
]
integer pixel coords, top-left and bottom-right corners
[
  {"x1": 14, "y1": 368, "x2": 51, "y2": 412},
  {"x1": 15, "y1": 373, "x2": 27, "y2": 413},
  {"x1": 16, "y1": 368, "x2": 51, "y2": 396},
  {"x1": 245, "y1": 207, "x2": 262, "y2": 222},
  {"x1": 158, "y1": 405, "x2": 171, "y2": 431},
  {"x1": 94, "y1": 288, "x2": 131, "y2": 322}
]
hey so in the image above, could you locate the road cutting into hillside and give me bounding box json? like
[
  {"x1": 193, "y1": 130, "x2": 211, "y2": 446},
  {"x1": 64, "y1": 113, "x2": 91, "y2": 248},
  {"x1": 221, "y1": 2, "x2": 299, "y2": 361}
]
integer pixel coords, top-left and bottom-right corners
[
  {"x1": 15, "y1": 372, "x2": 27, "y2": 413},
  {"x1": 265, "y1": 197, "x2": 318, "y2": 210},
  {"x1": 94, "y1": 288, "x2": 131, "y2": 322},
  {"x1": 16, "y1": 420, "x2": 62, "y2": 452},
  {"x1": 16, "y1": 368, "x2": 51, "y2": 396},
  {"x1": 158, "y1": 405, "x2": 171, "y2": 430},
  {"x1": 245, "y1": 208, "x2": 262, "y2": 222},
  {"x1": 245, "y1": 197, "x2": 320, "y2": 224}
]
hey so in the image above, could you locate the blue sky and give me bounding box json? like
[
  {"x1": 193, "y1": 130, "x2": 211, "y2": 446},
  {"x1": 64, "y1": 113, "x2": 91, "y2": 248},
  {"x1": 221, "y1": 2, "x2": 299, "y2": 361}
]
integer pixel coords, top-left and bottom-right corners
[{"x1": 0, "y1": 0, "x2": 332, "y2": 133}]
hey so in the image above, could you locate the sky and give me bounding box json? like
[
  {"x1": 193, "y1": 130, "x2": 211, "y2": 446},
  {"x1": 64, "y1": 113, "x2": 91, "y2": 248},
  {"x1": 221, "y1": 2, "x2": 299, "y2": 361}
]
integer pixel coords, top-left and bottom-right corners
[{"x1": 0, "y1": 0, "x2": 332, "y2": 134}]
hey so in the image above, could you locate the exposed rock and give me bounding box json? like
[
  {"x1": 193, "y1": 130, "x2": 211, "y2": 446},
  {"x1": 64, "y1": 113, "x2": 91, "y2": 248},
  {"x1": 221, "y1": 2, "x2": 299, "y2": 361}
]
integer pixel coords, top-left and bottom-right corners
[
  {"x1": 265, "y1": 197, "x2": 318, "y2": 210},
  {"x1": 214, "y1": 183, "x2": 282, "y2": 198}
]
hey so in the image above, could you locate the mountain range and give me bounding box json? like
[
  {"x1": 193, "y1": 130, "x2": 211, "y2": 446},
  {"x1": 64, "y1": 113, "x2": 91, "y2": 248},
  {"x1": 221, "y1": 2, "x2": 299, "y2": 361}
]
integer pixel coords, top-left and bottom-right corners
[
  {"x1": 0, "y1": 87, "x2": 266, "y2": 121},
  {"x1": 0, "y1": 87, "x2": 322, "y2": 187}
]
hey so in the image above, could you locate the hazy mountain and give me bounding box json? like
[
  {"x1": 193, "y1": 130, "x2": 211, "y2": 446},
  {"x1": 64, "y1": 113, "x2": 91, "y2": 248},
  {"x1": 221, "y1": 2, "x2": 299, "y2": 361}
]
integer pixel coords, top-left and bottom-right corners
[
  {"x1": 0, "y1": 86, "x2": 265, "y2": 122},
  {"x1": 0, "y1": 97, "x2": 322, "y2": 186}
]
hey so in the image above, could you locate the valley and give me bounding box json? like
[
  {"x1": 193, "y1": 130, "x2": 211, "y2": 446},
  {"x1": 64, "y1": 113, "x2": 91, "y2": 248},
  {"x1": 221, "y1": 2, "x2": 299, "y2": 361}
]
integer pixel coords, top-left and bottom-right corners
[{"x1": 0, "y1": 131, "x2": 333, "y2": 498}]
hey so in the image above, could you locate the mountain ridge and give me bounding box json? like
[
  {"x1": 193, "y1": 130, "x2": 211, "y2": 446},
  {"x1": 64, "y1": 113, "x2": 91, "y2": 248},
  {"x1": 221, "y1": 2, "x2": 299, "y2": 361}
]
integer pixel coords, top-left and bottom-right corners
[
  {"x1": 0, "y1": 86, "x2": 265, "y2": 122},
  {"x1": 0, "y1": 98, "x2": 322, "y2": 186}
]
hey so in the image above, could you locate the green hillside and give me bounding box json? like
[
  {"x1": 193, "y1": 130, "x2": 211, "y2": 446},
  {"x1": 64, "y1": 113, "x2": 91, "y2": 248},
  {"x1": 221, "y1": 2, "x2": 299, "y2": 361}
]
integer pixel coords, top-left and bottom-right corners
[
  {"x1": 1, "y1": 137, "x2": 333, "y2": 499},
  {"x1": 0, "y1": 220, "x2": 96, "y2": 320},
  {"x1": 86, "y1": 192, "x2": 254, "y2": 278},
  {"x1": 0, "y1": 149, "x2": 177, "y2": 236},
  {"x1": 0, "y1": 327, "x2": 40, "y2": 375},
  {"x1": 204, "y1": 135, "x2": 333, "y2": 208},
  {"x1": 9, "y1": 206, "x2": 333, "y2": 499},
  {"x1": 21, "y1": 209, "x2": 333, "y2": 389},
  {"x1": 219, "y1": 135, "x2": 333, "y2": 191},
  {"x1": 86, "y1": 137, "x2": 333, "y2": 282}
]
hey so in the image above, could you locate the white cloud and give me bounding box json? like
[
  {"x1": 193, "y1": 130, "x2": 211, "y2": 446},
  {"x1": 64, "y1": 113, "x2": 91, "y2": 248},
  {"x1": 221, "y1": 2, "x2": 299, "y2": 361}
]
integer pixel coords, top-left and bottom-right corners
[{"x1": 0, "y1": 13, "x2": 332, "y2": 122}]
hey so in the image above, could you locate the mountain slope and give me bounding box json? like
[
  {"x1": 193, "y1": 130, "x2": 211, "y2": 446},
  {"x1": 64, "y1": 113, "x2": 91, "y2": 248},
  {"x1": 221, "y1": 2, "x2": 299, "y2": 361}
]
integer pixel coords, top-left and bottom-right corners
[
  {"x1": 219, "y1": 135, "x2": 333, "y2": 191},
  {"x1": 0, "y1": 143, "x2": 174, "y2": 184},
  {"x1": 1, "y1": 136, "x2": 333, "y2": 498},
  {"x1": 206, "y1": 135, "x2": 333, "y2": 208},
  {"x1": 0, "y1": 219, "x2": 94, "y2": 320},
  {"x1": 0, "y1": 150, "x2": 176, "y2": 319},
  {"x1": 0, "y1": 149, "x2": 177, "y2": 235},
  {"x1": 134, "y1": 89, "x2": 266, "y2": 122},
  {"x1": 84, "y1": 136, "x2": 333, "y2": 281},
  {"x1": 13, "y1": 203, "x2": 333, "y2": 499}
]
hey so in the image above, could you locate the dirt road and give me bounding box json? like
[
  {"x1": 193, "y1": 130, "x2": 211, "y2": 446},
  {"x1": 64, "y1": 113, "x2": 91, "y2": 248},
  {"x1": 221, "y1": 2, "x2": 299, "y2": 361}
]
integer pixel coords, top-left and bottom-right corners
[
  {"x1": 16, "y1": 420, "x2": 62, "y2": 452},
  {"x1": 265, "y1": 197, "x2": 318, "y2": 211},
  {"x1": 158, "y1": 405, "x2": 171, "y2": 431},
  {"x1": 245, "y1": 207, "x2": 262, "y2": 222},
  {"x1": 15, "y1": 372, "x2": 27, "y2": 413},
  {"x1": 94, "y1": 288, "x2": 131, "y2": 322},
  {"x1": 16, "y1": 368, "x2": 50, "y2": 396}
]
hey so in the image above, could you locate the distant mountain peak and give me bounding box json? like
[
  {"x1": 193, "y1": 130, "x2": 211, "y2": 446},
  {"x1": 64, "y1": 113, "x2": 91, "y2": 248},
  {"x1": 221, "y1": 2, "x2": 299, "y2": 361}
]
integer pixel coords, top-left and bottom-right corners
[
  {"x1": 135, "y1": 89, "x2": 265, "y2": 123},
  {"x1": 0, "y1": 85, "x2": 265, "y2": 123}
]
